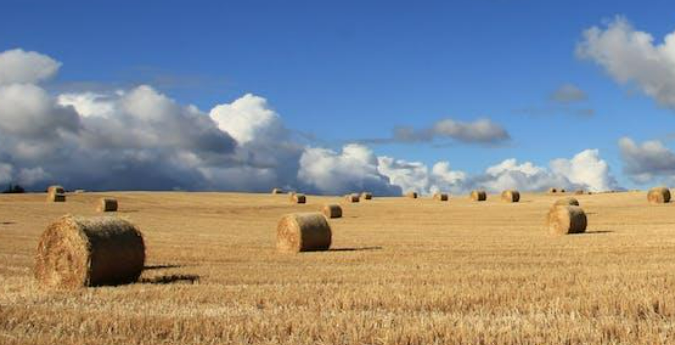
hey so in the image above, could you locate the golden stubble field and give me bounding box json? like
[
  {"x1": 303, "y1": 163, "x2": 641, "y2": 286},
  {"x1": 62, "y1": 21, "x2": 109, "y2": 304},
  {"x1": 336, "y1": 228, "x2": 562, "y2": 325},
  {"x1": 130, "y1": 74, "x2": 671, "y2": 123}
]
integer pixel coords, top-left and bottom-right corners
[{"x1": 1, "y1": 191, "x2": 675, "y2": 345}]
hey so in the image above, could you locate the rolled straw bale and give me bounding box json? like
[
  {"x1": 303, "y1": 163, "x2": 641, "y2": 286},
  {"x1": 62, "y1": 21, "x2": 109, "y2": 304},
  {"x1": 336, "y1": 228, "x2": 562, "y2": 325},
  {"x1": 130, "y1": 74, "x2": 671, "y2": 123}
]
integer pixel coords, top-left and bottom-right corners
[
  {"x1": 560, "y1": 189, "x2": 566, "y2": 193},
  {"x1": 547, "y1": 187, "x2": 557, "y2": 194},
  {"x1": 501, "y1": 190, "x2": 520, "y2": 203},
  {"x1": 97, "y1": 198, "x2": 118, "y2": 212},
  {"x1": 361, "y1": 192, "x2": 373, "y2": 200},
  {"x1": 291, "y1": 193, "x2": 306, "y2": 204},
  {"x1": 47, "y1": 185, "x2": 65, "y2": 195},
  {"x1": 271, "y1": 188, "x2": 283, "y2": 194},
  {"x1": 470, "y1": 190, "x2": 487, "y2": 201},
  {"x1": 34, "y1": 215, "x2": 145, "y2": 289},
  {"x1": 648, "y1": 187, "x2": 671, "y2": 204},
  {"x1": 277, "y1": 213, "x2": 332, "y2": 253},
  {"x1": 553, "y1": 197, "x2": 580, "y2": 207},
  {"x1": 547, "y1": 205, "x2": 587, "y2": 235},
  {"x1": 46, "y1": 191, "x2": 66, "y2": 203},
  {"x1": 405, "y1": 191, "x2": 418, "y2": 199},
  {"x1": 345, "y1": 193, "x2": 360, "y2": 203},
  {"x1": 433, "y1": 193, "x2": 448, "y2": 201},
  {"x1": 322, "y1": 204, "x2": 342, "y2": 219}
]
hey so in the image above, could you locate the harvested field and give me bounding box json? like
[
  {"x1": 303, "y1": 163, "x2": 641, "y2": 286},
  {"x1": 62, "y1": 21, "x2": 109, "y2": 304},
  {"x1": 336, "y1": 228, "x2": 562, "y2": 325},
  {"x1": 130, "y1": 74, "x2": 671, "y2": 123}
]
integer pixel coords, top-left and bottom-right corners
[{"x1": 1, "y1": 191, "x2": 675, "y2": 344}]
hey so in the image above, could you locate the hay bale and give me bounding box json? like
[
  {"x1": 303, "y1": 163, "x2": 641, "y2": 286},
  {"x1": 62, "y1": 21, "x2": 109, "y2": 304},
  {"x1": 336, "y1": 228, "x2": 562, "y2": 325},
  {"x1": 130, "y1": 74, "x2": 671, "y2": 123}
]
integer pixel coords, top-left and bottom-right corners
[
  {"x1": 361, "y1": 192, "x2": 373, "y2": 200},
  {"x1": 47, "y1": 185, "x2": 65, "y2": 194},
  {"x1": 574, "y1": 190, "x2": 585, "y2": 195},
  {"x1": 271, "y1": 188, "x2": 283, "y2": 194},
  {"x1": 46, "y1": 191, "x2": 66, "y2": 203},
  {"x1": 501, "y1": 190, "x2": 520, "y2": 203},
  {"x1": 470, "y1": 190, "x2": 487, "y2": 201},
  {"x1": 547, "y1": 187, "x2": 557, "y2": 194},
  {"x1": 345, "y1": 193, "x2": 360, "y2": 203},
  {"x1": 322, "y1": 204, "x2": 342, "y2": 219},
  {"x1": 648, "y1": 187, "x2": 671, "y2": 204},
  {"x1": 560, "y1": 189, "x2": 566, "y2": 193},
  {"x1": 433, "y1": 192, "x2": 448, "y2": 201},
  {"x1": 97, "y1": 198, "x2": 118, "y2": 212},
  {"x1": 276, "y1": 213, "x2": 332, "y2": 253},
  {"x1": 405, "y1": 191, "x2": 418, "y2": 199},
  {"x1": 291, "y1": 193, "x2": 306, "y2": 204},
  {"x1": 547, "y1": 205, "x2": 587, "y2": 235},
  {"x1": 34, "y1": 215, "x2": 145, "y2": 289},
  {"x1": 554, "y1": 197, "x2": 580, "y2": 207}
]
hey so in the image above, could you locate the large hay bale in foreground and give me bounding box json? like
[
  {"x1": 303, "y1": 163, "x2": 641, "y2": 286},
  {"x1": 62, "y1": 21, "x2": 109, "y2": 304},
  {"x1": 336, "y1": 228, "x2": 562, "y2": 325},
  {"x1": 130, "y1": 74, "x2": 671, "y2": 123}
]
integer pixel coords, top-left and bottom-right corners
[
  {"x1": 501, "y1": 190, "x2": 520, "y2": 203},
  {"x1": 554, "y1": 197, "x2": 580, "y2": 207},
  {"x1": 405, "y1": 191, "x2": 418, "y2": 199},
  {"x1": 470, "y1": 190, "x2": 487, "y2": 201},
  {"x1": 345, "y1": 194, "x2": 360, "y2": 203},
  {"x1": 648, "y1": 187, "x2": 671, "y2": 204},
  {"x1": 433, "y1": 192, "x2": 448, "y2": 201},
  {"x1": 277, "y1": 213, "x2": 332, "y2": 253},
  {"x1": 271, "y1": 188, "x2": 283, "y2": 194},
  {"x1": 361, "y1": 192, "x2": 373, "y2": 200},
  {"x1": 547, "y1": 205, "x2": 587, "y2": 235},
  {"x1": 291, "y1": 193, "x2": 306, "y2": 204},
  {"x1": 322, "y1": 204, "x2": 342, "y2": 219},
  {"x1": 34, "y1": 215, "x2": 145, "y2": 289},
  {"x1": 97, "y1": 198, "x2": 118, "y2": 212}
]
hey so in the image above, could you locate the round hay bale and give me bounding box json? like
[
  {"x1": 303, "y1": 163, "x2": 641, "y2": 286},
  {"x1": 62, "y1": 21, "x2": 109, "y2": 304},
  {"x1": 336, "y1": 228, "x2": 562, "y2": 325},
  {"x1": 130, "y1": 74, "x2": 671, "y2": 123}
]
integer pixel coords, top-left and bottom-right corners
[
  {"x1": 501, "y1": 190, "x2": 520, "y2": 203},
  {"x1": 322, "y1": 204, "x2": 342, "y2": 219},
  {"x1": 560, "y1": 189, "x2": 566, "y2": 193},
  {"x1": 405, "y1": 191, "x2": 418, "y2": 199},
  {"x1": 34, "y1": 215, "x2": 145, "y2": 289},
  {"x1": 271, "y1": 188, "x2": 283, "y2": 194},
  {"x1": 97, "y1": 198, "x2": 118, "y2": 212},
  {"x1": 574, "y1": 190, "x2": 585, "y2": 195},
  {"x1": 553, "y1": 197, "x2": 580, "y2": 207},
  {"x1": 547, "y1": 205, "x2": 587, "y2": 235},
  {"x1": 361, "y1": 192, "x2": 373, "y2": 200},
  {"x1": 433, "y1": 193, "x2": 448, "y2": 201},
  {"x1": 47, "y1": 185, "x2": 65, "y2": 194},
  {"x1": 648, "y1": 187, "x2": 671, "y2": 204},
  {"x1": 547, "y1": 187, "x2": 557, "y2": 194},
  {"x1": 291, "y1": 193, "x2": 306, "y2": 204},
  {"x1": 345, "y1": 193, "x2": 360, "y2": 203},
  {"x1": 46, "y1": 191, "x2": 66, "y2": 203},
  {"x1": 276, "y1": 213, "x2": 332, "y2": 253},
  {"x1": 470, "y1": 190, "x2": 487, "y2": 201}
]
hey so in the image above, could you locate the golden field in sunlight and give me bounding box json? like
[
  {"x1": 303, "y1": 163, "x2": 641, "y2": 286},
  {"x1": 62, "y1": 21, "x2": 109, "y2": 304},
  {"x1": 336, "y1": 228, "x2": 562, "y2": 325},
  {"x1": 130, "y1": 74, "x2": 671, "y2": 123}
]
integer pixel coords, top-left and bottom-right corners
[{"x1": 1, "y1": 190, "x2": 675, "y2": 344}]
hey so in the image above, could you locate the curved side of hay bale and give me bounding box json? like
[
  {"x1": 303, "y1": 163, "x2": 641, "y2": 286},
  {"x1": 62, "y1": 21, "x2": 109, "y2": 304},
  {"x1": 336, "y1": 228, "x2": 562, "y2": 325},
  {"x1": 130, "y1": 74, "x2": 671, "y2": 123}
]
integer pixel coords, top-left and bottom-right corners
[
  {"x1": 34, "y1": 215, "x2": 145, "y2": 289},
  {"x1": 648, "y1": 187, "x2": 671, "y2": 204},
  {"x1": 501, "y1": 190, "x2": 520, "y2": 203},
  {"x1": 361, "y1": 192, "x2": 373, "y2": 200},
  {"x1": 470, "y1": 190, "x2": 487, "y2": 201},
  {"x1": 345, "y1": 194, "x2": 360, "y2": 203},
  {"x1": 405, "y1": 191, "x2": 418, "y2": 199},
  {"x1": 433, "y1": 193, "x2": 449, "y2": 201},
  {"x1": 554, "y1": 197, "x2": 580, "y2": 207},
  {"x1": 322, "y1": 204, "x2": 342, "y2": 219},
  {"x1": 47, "y1": 185, "x2": 65, "y2": 195},
  {"x1": 97, "y1": 198, "x2": 118, "y2": 212},
  {"x1": 291, "y1": 193, "x2": 306, "y2": 204},
  {"x1": 46, "y1": 191, "x2": 66, "y2": 203},
  {"x1": 277, "y1": 213, "x2": 332, "y2": 253},
  {"x1": 547, "y1": 205, "x2": 587, "y2": 235}
]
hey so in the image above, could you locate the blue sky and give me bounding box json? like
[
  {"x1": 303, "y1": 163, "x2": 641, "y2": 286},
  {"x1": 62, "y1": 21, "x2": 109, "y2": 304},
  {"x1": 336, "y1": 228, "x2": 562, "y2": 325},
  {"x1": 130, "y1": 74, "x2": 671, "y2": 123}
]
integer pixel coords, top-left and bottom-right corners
[{"x1": 2, "y1": 1, "x2": 675, "y2": 193}]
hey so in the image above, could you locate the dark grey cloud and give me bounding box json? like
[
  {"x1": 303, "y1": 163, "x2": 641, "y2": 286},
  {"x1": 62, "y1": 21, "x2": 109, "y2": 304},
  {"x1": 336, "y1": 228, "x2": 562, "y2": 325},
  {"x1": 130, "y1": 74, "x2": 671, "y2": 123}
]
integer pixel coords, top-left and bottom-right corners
[
  {"x1": 550, "y1": 83, "x2": 588, "y2": 103},
  {"x1": 618, "y1": 137, "x2": 675, "y2": 183}
]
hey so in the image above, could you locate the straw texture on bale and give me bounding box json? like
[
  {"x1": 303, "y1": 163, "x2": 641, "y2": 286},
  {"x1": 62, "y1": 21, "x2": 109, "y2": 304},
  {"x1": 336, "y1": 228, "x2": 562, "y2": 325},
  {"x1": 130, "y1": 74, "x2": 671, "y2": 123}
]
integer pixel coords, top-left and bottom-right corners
[
  {"x1": 470, "y1": 190, "x2": 487, "y2": 201},
  {"x1": 271, "y1": 188, "x2": 283, "y2": 194},
  {"x1": 34, "y1": 215, "x2": 145, "y2": 289},
  {"x1": 501, "y1": 190, "x2": 520, "y2": 203},
  {"x1": 322, "y1": 204, "x2": 342, "y2": 219},
  {"x1": 554, "y1": 197, "x2": 580, "y2": 207},
  {"x1": 433, "y1": 193, "x2": 448, "y2": 201},
  {"x1": 97, "y1": 198, "x2": 118, "y2": 212},
  {"x1": 547, "y1": 205, "x2": 587, "y2": 235},
  {"x1": 548, "y1": 187, "x2": 557, "y2": 194},
  {"x1": 361, "y1": 192, "x2": 373, "y2": 200},
  {"x1": 405, "y1": 191, "x2": 418, "y2": 199},
  {"x1": 648, "y1": 187, "x2": 671, "y2": 204},
  {"x1": 276, "y1": 213, "x2": 332, "y2": 253},
  {"x1": 345, "y1": 194, "x2": 360, "y2": 203},
  {"x1": 46, "y1": 191, "x2": 66, "y2": 203},
  {"x1": 291, "y1": 193, "x2": 306, "y2": 204}
]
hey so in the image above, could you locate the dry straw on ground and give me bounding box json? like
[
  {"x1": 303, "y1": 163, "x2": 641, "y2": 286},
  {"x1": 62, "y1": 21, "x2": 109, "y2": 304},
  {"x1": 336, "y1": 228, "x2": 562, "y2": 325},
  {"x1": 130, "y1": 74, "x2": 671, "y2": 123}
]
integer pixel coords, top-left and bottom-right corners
[
  {"x1": 345, "y1": 194, "x2": 360, "y2": 203},
  {"x1": 276, "y1": 212, "x2": 332, "y2": 253},
  {"x1": 322, "y1": 204, "x2": 342, "y2": 219},
  {"x1": 405, "y1": 191, "x2": 418, "y2": 199},
  {"x1": 271, "y1": 188, "x2": 283, "y2": 194},
  {"x1": 547, "y1": 205, "x2": 587, "y2": 235},
  {"x1": 97, "y1": 198, "x2": 118, "y2": 212},
  {"x1": 501, "y1": 190, "x2": 520, "y2": 203},
  {"x1": 647, "y1": 187, "x2": 671, "y2": 204},
  {"x1": 290, "y1": 193, "x2": 306, "y2": 204},
  {"x1": 433, "y1": 193, "x2": 448, "y2": 201},
  {"x1": 470, "y1": 190, "x2": 487, "y2": 201},
  {"x1": 34, "y1": 215, "x2": 145, "y2": 289},
  {"x1": 554, "y1": 197, "x2": 580, "y2": 207},
  {"x1": 361, "y1": 192, "x2": 373, "y2": 200}
]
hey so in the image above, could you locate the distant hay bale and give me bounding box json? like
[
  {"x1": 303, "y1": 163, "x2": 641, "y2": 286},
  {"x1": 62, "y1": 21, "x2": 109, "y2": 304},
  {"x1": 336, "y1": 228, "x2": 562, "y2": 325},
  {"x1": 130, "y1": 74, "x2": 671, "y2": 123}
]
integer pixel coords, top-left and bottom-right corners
[
  {"x1": 574, "y1": 190, "x2": 585, "y2": 195},
  {"x1": 345, "y1": 194, "x2": 360, "y2": 203},
  {"x1": 470, "y1": 190, "x2": 487, "y2": 201},
  {"x1": 361, "y1": 192, "x2": 373, "y2": 200},
  {"x1": 560, "y1": 189, "x2": 566, "y2": 193},
  {"x1": 47, "y1": 185, "x2": 65, "y2": 194},
  {"x1": 433, "y1": 192, "x2": 448, "y2": 201},
  {"x1": 554, "y1": 197, "x2": 580, "y2": 207},
  {"x1": 34, "y1": 215, "x2": 145, "y2": 289},
  {"x1": 322, "y1": 204, "x2": 342, "y2": 219},
  {"x1": 97, "y1": 198, "x2": 118, "y2": 212},
  {"x1": 271, "y1": 188, "x2": 283, "y2": 194},
  {"x1": 276, "y1": 213, "x2": 332, "y2": 253},
  {"x1": 405, "y1": 191, "x2": 418, "y2": 199},
  {"x1": 501, "y1": 190, "x2": 520, "y2": 203},
  {"x1": 46, "y1": 190, "x2": 66, "y2": 203},
  {"x1": 291, "y1": 193, "x2": 306, "y2": 204},
  {"x1": 648, "y1": 187, "x2": 671, "y2": 204},
  {"x1": 547, "y1": 205, "x2": 587, "y2": 235},
  {"x1": 547, "y1": 187, "x2": 557, "y2": 194}
]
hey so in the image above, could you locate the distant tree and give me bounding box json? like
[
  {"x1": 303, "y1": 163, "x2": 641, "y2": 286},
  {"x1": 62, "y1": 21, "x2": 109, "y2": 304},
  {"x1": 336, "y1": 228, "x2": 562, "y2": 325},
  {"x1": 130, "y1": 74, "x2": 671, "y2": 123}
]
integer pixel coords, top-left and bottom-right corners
[{"x1": 2, "y1": 184, "x2": 25, "y2": 194}]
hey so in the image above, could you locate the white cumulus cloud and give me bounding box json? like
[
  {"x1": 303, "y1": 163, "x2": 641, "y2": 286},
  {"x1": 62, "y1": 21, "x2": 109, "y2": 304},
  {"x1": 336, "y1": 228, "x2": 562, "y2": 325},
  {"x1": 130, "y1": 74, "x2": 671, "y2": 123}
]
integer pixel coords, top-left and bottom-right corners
[{"x1": 0, "y1": 49, "x2": 61, "y2": 85}]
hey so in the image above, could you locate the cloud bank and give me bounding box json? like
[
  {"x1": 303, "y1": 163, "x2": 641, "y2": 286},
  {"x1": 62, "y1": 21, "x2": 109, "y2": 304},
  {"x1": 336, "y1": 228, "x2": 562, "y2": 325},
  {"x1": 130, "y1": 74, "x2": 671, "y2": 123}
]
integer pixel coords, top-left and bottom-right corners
[{"x1": 365, "y1": 118, "x2": 511, "y2": 146}]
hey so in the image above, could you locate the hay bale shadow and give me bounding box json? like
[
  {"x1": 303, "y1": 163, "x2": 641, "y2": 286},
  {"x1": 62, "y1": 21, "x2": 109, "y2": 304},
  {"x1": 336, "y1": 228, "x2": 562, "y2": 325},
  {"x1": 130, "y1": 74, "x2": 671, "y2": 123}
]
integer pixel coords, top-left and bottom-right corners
[
  {"x1": 140, "y1": 274, "x2": 200, "y2": 285},
  {"x1": 0, "y1": 221, "x2": 15, "y2": 225},
  {"x1": 143, "y1": 264, "x2": 183, "y2": 270},
  {"x1": 329, "y1": 246, "x2": 383, "y2": 252},
  {"x1": 582, "y1": 230, "x2": 614, "y2": 235}
]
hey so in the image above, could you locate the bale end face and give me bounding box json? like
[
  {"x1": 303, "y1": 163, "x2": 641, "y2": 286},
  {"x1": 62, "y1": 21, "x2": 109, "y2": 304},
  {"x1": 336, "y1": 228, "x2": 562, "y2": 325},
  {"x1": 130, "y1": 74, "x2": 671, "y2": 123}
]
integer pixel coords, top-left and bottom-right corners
[
  {"x1": 345, "y1": 194, "x2": 360, "y2": 203},
  {"x1": 47, "y1": 185, "x2": 65, "y2": 194},
  {"x1": 433, "y1": 193, "x2": 448, "y2": 201},
  {"x1": 291, "y1": 193, "x2": 306, "y2": 204},
  {"x1": 47, "y1": 192, "x2": 66, "y2": 203},
  {"x1": 548, "y1": 188, "x2": 557, "y2": 194},
  {"x1": 322, "y1": 204, "x2": 342, "y2": 219},
  {"x1": 97, "y1": 198, "x2": 118, "y2": 212},
  {"x1": 276, "y1": 213, "x2": 332, "y2": 253},
  {"x1": 547, "y1": 205, "x2": 587, "y2": 235},
  {"x1": 648, "y1": 187, "x2": 671, "y2": 204},
  {"x1": 405, "y1": 191, "x2": 418, "y2": 199},
  {"x1": 361, "y1": 192, "x2": 373, "y2": 200},
  {"x1": 470, "y1": 190, "x2": 487, "y2": 201},
  {"x1": 501, "y1": 190, "x2": 520, "y2": 203}
]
